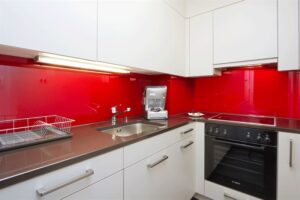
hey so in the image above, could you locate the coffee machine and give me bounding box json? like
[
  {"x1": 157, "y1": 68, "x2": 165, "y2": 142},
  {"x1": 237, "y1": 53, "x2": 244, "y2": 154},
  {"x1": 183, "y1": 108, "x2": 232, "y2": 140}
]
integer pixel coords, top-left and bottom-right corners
[{"x1": 144, "y1": 86, "x2": 168, "y2": 120}]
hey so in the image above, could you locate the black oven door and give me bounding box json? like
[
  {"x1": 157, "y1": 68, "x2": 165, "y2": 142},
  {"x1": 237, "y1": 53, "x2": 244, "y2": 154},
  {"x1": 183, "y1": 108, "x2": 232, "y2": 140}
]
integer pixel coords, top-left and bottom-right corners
[{"x1": 205, "y1": 136, "x2": 276, "y2": 200}]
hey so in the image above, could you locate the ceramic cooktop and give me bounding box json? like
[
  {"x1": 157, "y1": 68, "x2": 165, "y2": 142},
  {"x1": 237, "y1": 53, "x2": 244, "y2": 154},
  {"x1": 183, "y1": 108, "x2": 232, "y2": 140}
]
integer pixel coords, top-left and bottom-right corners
[{"x1": 210, "y1": 114, "x2": 275, "y2": 126}]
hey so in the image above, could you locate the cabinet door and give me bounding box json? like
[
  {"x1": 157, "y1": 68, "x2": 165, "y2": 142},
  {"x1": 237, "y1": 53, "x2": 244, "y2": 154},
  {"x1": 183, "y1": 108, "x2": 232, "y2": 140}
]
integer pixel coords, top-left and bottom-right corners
[
  {"x1": 194, "y1": 122, "x2": 205, "y2": 195},
  {"x1": 0, "y1": 0, "x2": 97, "y2": 60},
  {"x1": 0, "y1": 148, "x2": 123, "y2": 200},
  {"x1": 278, "y1": 132, "x2": 300, "y2": 200},
  {"x1": 63, "y1": 171, "x2": 123, "y2": 200},
  {"x1": 213, "y1": 0, "x2": 277, "y2": 66},
  {"x1": 278, "y1": 0, "x2": 300, "y2": 71},
  {"x1": 189, "y1": 12, "x2": 213, "y2": 77},
  {"x1": 124, "y1": 146, "x2": 175, "y2": 200},
  {"x1": 98, "y1": 0, "x2": 186, "y2": 76},
  {"x1": 171, "y1": 135, "x2": 196, "y2": 200}
]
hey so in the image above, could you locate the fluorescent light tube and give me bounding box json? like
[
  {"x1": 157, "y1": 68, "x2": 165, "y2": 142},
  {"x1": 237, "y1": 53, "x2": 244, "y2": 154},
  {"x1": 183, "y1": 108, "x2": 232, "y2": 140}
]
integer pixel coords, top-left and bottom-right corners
[{"x1": 35, "y1": 54, "x2": 130, "y2": 74}]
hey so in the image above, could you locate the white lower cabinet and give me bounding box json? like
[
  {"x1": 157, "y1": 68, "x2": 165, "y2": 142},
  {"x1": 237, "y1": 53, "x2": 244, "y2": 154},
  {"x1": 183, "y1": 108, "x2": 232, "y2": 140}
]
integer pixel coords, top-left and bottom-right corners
[
  {"x1": 277, "y1": 132, "x2": 300, "y2": 200},
  {"x1": 1, "y1": 123, "x2": 205, "y2": 200},
  {"x1": 194, "y1": 122, "x2": 205, "y2": 195},
  {"x1": 124, "y1": 133, "x2": 196, "y2": 200},
  {"x1": 0, "y1": 148, "x2": 123, "y2": 200},
  {"x1": 172, "y1": 135, "x2": 196, "y2": 200},
  {"x1": 63, "y1": 171, "x2": 123, "y2": 200}
]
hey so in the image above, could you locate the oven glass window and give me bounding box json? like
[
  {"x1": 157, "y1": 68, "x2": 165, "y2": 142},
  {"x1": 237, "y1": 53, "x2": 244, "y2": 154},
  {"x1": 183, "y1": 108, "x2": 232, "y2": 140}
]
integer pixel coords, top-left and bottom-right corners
[{"x1": 205, "y1": 136, "x2": 275, "y2": 199}]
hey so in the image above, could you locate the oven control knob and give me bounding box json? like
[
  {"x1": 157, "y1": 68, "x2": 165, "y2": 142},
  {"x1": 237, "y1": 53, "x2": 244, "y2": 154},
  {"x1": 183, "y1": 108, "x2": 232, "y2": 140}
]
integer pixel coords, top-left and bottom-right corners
[
  {"x1": 246, "y1": 132, "x2": 251, "y2": 139},
  {"x1": 208, "y1": 127, "x2": 213, "y2": 134},
  {"x1": 214, "y1": 128, "x2": 219, "y2": 135},
  {"x1": 223, "y1": 129, "x2": 227, "y2": 135},
  {"x1": 264, "y1": 134, "x2": 271, "y2": 144},
  {"x1": 256, "y1": 134, "x2": 262, "y2": 143}
]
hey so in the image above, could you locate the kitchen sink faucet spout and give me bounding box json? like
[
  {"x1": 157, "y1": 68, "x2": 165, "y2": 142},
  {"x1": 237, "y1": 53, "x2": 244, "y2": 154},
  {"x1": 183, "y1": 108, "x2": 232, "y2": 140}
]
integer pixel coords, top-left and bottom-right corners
[{"x1": 111, "y1": 105, "x2": 131, "y2": 125}]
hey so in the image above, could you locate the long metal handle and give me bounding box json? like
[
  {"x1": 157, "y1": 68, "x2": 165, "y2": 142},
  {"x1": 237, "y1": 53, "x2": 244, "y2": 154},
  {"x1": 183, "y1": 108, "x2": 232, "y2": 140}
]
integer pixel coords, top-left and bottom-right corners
[
  {"x1": 147, "y1": 155, "x2": 168, "y2": 168},
  {"x1": 290, "y1": 139, "x2": 293, "y2": 168},
  {"x1": 36, "y1": 169, "x2": 94, "y2": 197},
  {"x1": 213, "y1": 138, "x2": 265, "y2": 150},
  {"x1": 181, "y1": 141, "x2": 194, "y2": 149},
  {"x1": 181, "y1": 128, "x2": 194, "y2": 135},
  {"x1": 224, "y1": 193, "x2": 238, "y2": 200}
]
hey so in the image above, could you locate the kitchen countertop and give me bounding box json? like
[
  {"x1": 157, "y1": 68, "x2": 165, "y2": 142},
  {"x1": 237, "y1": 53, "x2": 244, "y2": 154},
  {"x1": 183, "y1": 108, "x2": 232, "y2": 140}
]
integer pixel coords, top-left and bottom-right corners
[
  {"x1": 0, "y1": 116, "x2": 191, "y2": 188},
  {"x1": 1, "y1": 112, "x2": 300, "y2": 189}
]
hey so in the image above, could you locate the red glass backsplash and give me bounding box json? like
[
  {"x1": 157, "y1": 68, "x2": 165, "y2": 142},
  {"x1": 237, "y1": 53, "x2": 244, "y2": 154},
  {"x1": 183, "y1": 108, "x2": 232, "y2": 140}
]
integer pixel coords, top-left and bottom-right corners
[
  {"x1": 1, "y1": 54, "x2": 300, "y2": 126},
  {"x1": 0, "y1": 55, "x2": 193, "y2": 125},
  {"x1": 193, "y1": 65, "x2": 300, "y2": 119}
]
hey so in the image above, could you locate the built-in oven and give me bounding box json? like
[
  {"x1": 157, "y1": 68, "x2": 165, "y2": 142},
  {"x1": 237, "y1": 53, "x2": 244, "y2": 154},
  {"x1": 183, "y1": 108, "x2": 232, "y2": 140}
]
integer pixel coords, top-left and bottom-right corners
[{"x1": 205, "y1": 123, "x2": 277, "y2": 200}]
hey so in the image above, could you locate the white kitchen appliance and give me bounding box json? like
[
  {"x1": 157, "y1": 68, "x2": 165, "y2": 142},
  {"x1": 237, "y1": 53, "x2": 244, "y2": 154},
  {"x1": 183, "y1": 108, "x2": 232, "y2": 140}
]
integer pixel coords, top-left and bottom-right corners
[{"x1": 144, "y1": 86, "x2": 168, "y2": 120}]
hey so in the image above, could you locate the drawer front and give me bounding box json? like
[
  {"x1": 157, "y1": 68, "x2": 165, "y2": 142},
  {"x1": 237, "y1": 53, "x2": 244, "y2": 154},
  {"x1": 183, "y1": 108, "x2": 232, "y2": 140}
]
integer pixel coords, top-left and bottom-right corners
[
  {"x1": 205, "y1": 181, "x2": 262, "y2": 200},
  {"x1": 124, "y1": 123, "x2": 195, "y2": 167},
  {"x1": 124, "y1": 142, "x2": 176, "y2": 200},
  {"x1": 1, "y1": 148, "x2": 123, "y2": 200}
]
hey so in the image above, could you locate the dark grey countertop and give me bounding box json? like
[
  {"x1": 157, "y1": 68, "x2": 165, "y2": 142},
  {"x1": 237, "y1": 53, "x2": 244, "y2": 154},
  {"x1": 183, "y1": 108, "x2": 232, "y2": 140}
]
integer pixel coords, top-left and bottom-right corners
[
  {"x1": 0, "y1": 116, "x2": 191, "y2": 188},
  {"x1": 1, "y1": 112, "x2": 300, "y2": 189}
]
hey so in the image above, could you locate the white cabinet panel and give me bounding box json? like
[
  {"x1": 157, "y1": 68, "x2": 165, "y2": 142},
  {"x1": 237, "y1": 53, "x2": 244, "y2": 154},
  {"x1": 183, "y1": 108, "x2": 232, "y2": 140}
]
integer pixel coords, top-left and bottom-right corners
[
  {"x1": 0, "y1": 148, "x2": 123, "y2": 200},
  {"x1": 171, "y1": 135, "x2": 196, "y2": 200},
  {"x1": 278, "y1": 132, "x2": 300, "y2": 200},
  {"x1": 278, "y1": 0, "x2": 300, "y2": 71},
  {"x1": 213, "y1": 0, "x2": 277, "y2": 66},
  {"x1": 124, "y1": 145, "x2": 175, "y2": 200},
  {"x1": 124, "y1": 125, "x2": 197, "y2": 200},
  {"x1": 98, "y1": 0, "x2": 186, "y2": 76},
  {"x1": 189, "y1": 12, "x2": 214, "y2": 77},
  {"x1": 124, "y1": 123, "x2": 195, "y2": 167},
  {"x1": 0, "y1": 0, "x2": 97, "y2": 60},
  {"x1": 195, "y1": 122, "x2": 205, "y2": 195},
  {"x1": 63, "y1": 171, "x2": 123, "y2": 200}
]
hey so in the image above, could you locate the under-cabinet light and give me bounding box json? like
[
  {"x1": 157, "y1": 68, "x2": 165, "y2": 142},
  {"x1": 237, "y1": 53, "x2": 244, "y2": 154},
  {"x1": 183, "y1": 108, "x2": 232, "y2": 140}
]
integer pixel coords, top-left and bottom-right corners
[{"x1": 34, "y1": 54, "x2": 130, "y2": 74}]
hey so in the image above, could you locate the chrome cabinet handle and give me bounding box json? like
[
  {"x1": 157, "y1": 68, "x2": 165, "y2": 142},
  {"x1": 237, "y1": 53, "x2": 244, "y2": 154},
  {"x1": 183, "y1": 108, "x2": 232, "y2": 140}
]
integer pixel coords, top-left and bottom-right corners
[
  {"x1": 181, "y1": 128, "x2": 194, "y2": 135},
  {"x1": 224, "y1": 193, "x2": 238, "y2": 200},
  {"x1": 147, "y1": 155, "x2": 168, "y2": 168},
  {"x1": 290, "y1": 139, "x2": 293, "y2": 168},
  {"x1": 180, "y1": 141, "x2": 194, "y2": 149},
  {"x1": 36, "y1": 169, "x2": 94, "y2": 197}
]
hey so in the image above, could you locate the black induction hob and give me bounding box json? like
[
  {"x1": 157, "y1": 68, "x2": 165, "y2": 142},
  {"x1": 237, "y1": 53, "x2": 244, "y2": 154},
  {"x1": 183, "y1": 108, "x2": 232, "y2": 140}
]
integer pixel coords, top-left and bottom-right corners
[{"x1": 210, "y1": 114, "x2": 275, "y2": 126}]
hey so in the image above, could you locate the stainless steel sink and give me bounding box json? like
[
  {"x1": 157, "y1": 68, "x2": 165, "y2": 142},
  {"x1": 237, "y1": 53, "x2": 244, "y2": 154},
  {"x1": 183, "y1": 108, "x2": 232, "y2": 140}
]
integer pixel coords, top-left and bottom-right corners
[{"x1": 97, "y1": 122, "x2": 166, "y2": 137}]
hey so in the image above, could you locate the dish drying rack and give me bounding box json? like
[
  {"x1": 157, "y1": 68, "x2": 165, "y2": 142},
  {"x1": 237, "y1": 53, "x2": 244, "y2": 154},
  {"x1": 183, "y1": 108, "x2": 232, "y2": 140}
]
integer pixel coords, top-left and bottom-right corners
[{"x1": 0, "y1": 115, "x2": 74, "y2": 152}]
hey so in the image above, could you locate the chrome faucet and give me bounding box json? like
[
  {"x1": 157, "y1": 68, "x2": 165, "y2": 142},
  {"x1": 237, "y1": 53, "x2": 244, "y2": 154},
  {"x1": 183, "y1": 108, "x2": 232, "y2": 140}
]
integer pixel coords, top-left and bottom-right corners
[{"x1": 111, "y1": 105, "x2": 131, "y2": 125}]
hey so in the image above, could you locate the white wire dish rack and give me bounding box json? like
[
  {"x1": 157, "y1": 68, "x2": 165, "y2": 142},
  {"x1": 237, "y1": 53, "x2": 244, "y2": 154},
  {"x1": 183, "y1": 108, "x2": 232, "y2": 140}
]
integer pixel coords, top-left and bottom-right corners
[{"x1": 0, "y1": 115, "x2": 74, "y2": 152}]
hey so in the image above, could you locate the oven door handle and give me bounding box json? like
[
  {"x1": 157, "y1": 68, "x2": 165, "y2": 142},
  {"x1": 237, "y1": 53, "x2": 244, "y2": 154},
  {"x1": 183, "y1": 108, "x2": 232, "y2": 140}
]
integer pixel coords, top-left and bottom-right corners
[{"x1": 213, "y1": 138, "x2": 265, "y2": 150}]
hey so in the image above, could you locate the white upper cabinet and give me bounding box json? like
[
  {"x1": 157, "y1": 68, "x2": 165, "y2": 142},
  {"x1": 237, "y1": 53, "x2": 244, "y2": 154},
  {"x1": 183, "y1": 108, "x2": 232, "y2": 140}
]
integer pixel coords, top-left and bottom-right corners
[
  {"x1": 278, "y1": 132, "x2": 300, "y2": 200},
  {"x1": 0, "y1": 0, "x2": 98, "y2": 60},
  {"x1": 98, "y1": 0, "x2": 186, "y2": 76},
  {"x1": 186, "y1": 0, "x2": 243, "y2": 17},
  {"x1": 189, "y1": 12, "x2": 214, "y2": 77},
  {"x1": 213, "y1": 0, "x2": 277, "y2": 67},
  {"x1": 278, "y1": 0, "x2": 300, "y2": 71}
]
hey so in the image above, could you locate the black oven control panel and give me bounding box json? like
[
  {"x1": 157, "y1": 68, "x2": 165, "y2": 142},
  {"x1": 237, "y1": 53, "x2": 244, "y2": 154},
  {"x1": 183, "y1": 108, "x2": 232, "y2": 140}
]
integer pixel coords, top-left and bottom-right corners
[{"x1": 205, "y1": 123, "x2": 277, "y2": 146}]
